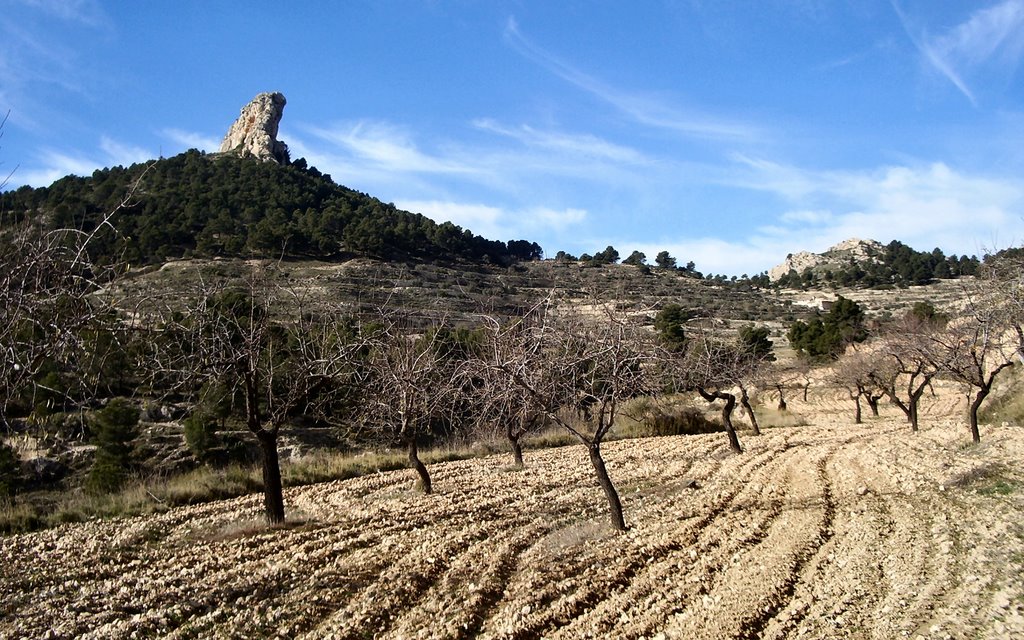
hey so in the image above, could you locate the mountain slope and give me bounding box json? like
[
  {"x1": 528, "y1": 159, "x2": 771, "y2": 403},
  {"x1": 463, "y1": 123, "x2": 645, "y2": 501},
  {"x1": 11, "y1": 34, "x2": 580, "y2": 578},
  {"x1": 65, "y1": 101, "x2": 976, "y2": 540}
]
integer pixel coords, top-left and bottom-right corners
[{"x1": 0, "y1": 150, "x2": 541, "y2": 266}]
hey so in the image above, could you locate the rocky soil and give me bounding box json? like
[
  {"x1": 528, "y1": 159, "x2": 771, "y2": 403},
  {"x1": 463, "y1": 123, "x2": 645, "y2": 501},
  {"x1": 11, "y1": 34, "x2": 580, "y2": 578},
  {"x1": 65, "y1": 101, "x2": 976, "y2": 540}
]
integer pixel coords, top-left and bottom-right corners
[{"x1": 3, "y1": 392, "x2": 1023, "y2": 639}]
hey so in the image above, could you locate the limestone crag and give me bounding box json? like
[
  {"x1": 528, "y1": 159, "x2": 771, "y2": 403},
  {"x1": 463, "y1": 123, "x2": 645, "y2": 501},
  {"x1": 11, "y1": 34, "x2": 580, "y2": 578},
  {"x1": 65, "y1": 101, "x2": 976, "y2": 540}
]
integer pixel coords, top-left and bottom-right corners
[
  {"x1": 219, "y1": 92, "x2": 290, "y2": 163},
  {"x1": 768, "y1": 238, "x2": 884, "y2": 281}
]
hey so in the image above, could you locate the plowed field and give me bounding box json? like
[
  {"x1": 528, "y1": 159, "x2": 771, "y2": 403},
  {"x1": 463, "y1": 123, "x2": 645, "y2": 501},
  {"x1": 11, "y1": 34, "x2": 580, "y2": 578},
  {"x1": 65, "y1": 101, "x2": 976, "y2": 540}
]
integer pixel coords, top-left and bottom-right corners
[{"x1": 3, "y1": 416, "x2": 1024, "y2": 639}]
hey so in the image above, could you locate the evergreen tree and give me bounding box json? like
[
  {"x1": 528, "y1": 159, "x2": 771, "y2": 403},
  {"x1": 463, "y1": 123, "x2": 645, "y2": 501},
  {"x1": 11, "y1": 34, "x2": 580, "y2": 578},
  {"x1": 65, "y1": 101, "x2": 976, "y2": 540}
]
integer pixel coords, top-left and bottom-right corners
[{"x1": 86, "y1": 398, "x2": 140, "y2": 493}]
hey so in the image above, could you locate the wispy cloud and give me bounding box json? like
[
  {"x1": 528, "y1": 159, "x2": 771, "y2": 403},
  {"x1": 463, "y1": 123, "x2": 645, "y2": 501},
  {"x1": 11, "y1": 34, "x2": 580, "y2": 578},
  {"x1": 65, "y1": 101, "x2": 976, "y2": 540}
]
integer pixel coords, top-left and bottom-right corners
[
  {"x1": 502, "y1": 17, "x2": 760, "y2": 141},
  {"x1": 626, "y1": 237, "x2": 785, "y2": 278},
  {"x1": 161, "y1": 128, "x2": 221, "y2": 153},
  {"x1": 396, "y1": 198, "x2": 587, "y2": 242},
  {"x1": 0, "y1": 2, "x2": 107, "y2": 134},
  {"x1": 304, "y1": 121, "x2": 479, "y2": 175},
  {"x1": 11, "y1": 136, "x2": 155, "y2": 187},
  {"x1": 736, "y1": 157, "x2": 1023, "y2": 258},
  {"x1": 15, "y1": 149, "x2": 99, "y2": 186},
  {"x1": 893, "y1": 0, "x2": 1024, "y2": 105},
  {"x1": 473, "y1": 119, "x2": 649, "y2": 164},
  {"x1": 14, "y1": 0, "x2": 108, "y2": 27}
]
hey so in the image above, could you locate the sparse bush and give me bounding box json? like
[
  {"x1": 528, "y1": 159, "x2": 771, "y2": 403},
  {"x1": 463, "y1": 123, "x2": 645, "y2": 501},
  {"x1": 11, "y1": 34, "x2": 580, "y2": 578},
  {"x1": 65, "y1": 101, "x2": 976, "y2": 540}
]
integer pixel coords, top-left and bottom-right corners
[
  {"x1": 756, "y1": 407, "x2": 809, "y2": 429},
  {"x1": 648, "y1": 407, "x2": 723, "y2": 437}
]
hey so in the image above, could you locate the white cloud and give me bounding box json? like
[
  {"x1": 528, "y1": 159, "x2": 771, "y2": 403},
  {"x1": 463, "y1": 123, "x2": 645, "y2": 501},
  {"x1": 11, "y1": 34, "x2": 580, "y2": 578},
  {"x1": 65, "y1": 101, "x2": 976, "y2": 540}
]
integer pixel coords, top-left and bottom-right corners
[
  {"x1": 14, "y1": 148, "x2": 98, "y2": 186},
  {"x1": 737, "y1": 158, "x2": 1024, "y2": 261},
  {"x1": 780, "y1": 209, "x2": 833, "y2": 225},
  {"x1": 15, "y1": 0, "x2": 108, "y2": 27},
  {"x1": 10, "y1": 136, "x2": 155, "y2": 187},
  {"x1": 396, "y1": 199, "x2": 586, "y2": 242},
  {"x1": 161, "y1": 128, "x2": 221, "y2": 153},
  {"x1": 623, "y1": 237, "x2": 785, "y2": 277},
  {"x1": 99, "y1": 136, "x2": 152, "y2": 166}
]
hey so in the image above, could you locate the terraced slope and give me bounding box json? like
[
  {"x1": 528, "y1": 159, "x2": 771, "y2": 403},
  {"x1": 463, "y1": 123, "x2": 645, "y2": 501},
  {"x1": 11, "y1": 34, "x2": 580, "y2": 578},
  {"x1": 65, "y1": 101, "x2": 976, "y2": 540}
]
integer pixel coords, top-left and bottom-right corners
[{"x1": 3, "y1": 419, "x2": 1023, "y2": 639}]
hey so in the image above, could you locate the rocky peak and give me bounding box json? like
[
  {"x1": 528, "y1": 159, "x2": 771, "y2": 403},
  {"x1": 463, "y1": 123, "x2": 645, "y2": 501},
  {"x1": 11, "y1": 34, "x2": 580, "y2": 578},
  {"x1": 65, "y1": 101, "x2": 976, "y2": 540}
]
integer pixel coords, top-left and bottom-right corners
[
  {"x1": 219, "y1": 92, "x2": 290, "y2": 163},
  {"x1": 769, "y1": 238, "x2": 884, "y2": 281}
]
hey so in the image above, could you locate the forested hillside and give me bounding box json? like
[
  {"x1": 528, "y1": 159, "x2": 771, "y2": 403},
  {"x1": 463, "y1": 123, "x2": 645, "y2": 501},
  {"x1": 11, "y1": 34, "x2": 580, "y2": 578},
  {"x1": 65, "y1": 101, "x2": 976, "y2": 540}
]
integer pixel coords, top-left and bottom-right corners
[{"x1": 0, "y1": 150, "x2": 542, "y2": 266}]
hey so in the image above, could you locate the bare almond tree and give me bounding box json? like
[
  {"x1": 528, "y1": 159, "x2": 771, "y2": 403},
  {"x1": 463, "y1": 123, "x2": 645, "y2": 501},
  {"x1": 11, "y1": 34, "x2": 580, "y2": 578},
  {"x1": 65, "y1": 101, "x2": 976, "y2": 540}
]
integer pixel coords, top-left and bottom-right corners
[
  {"x1": 146, "y1": 265, "x2": 359, "y2": 523},
  {"x1": 358, "y1": 313, "x2": 472, "y2": 495},
  {"x1": 831, "y1": 348, "x2": 888, "y2": 424},
  {"x1": 875, "y1": 313, "x2": 949, "y2": 431},
  {"x1": 1, "y1": 180, "x2": 139, "y2": 428},
  {"x1": 673, "y1": 327, "x2": 751, "y2": 453},
  {"x1": 474, "y1": 315, "x2": 549, "y2": 467},
  {"x1": 933, "y1": 267, "x2": 1020, "y2": 443},
  {"x1": 484, "y1": 300, "x2": 656, "y2": 531}
]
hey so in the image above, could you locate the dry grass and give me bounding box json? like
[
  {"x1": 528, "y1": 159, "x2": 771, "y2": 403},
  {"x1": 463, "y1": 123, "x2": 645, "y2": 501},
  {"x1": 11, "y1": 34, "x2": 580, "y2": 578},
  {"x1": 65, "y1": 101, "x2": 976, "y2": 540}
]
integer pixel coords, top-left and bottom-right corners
[{"x1": 754, "y1": 406, "x2": 810, "y2": 429}]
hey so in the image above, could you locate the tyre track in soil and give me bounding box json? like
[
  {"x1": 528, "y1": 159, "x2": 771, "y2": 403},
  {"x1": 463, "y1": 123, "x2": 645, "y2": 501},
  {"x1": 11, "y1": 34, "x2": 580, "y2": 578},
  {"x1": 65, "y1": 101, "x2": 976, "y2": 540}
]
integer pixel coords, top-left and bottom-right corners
[
  {"x1": 547, "y1": 436, "x2": 805, "y2": 639},
  {"x1": 479, "y1": 433, "x2": 800, "y2": 639},
  {"x1": 758, "y1": 430, "x2": 901, "y2": 639},
  {"x1": 841, "y1": 430, "x2": 968, "y2": 639},
  {"x1": 295, "y1": 452, "x2": 606, "y2": 639},
  {"x1": 660, "y1": 433, "x2": 862, "y2": 639}
]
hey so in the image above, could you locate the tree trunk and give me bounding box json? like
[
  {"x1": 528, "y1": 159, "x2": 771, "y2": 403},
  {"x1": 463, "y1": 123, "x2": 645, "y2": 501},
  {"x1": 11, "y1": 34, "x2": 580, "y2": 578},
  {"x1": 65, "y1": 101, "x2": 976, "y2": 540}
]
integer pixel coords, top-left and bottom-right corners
[
  {"x1": 257, "y1": 431, "x2": 285, "y2": 525},
  {"x1": 406, "y1": 438, "x2": 432, "y2": 494},
  {"x1": 506, "y1": 424, "x2": 525, "y2": 468},
  {"x1": 720, "y1": 393, "x2": 742, "y2": 454},
  {"x1": 699, "y1": 388, "x2": 743, "y2": 454},
  {"x1": 775, "y1": 384, "x2": 787, "y2": 411},
  {"x1": 588, "y1": 442, "x2": 625, "y2": 531},
  {"x1": 802, "y1": 382, "x2": 810, "y2": 402},
  {"x1": 852, "y1": 394, "x2": 862, "y2": 424},
  {"x1": 740, "y1": 387, "x2": 760, "y2": 436},
  {"x1": 509, "y1": 436, "x2": 524, "y2": 468},
  {"x1": 887, "y1": 391, "x2": 911, "y2": 423},
  {"x1": 867, "y1": 394, "x2": 881, "y2": 417},
  {"x1": 908, "y1": 393, "x2": 920, "y2": 432},
  {"x1": 969, "y1": 386, "x2": 991, "y2": 444}
]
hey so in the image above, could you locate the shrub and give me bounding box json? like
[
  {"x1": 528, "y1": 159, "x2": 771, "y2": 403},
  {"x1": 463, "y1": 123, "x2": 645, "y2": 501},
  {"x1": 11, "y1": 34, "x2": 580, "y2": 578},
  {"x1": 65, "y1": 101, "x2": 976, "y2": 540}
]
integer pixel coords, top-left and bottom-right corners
[
  {"x1": 619, "y1": 402, "x2": 723, "y2": 438},
  {"x1": 86, "y1": 398, "x2": 140, "y2": 493},
  {"x1": 183, "y1": 410, "x2": 221, "y2": 464},
  {"x1": 0, "y1": 441, "x2": 21, "y2": 497}
]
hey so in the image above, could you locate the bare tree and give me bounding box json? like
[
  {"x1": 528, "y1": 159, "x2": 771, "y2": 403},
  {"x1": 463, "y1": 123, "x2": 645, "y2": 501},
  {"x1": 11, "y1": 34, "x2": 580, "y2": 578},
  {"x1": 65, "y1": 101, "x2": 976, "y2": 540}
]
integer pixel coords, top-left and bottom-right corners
[
  {"x1": 933, "y1": 271, "x2": 1019, "y2": 443},
  {"x1": 474, "y1": 315, "x2": 549, "y2": 467},
  {"x1": 147, "y1": 265, "x2": 358, "y2": 523},
  {"x1": 673, "y1": 327, "x2": 751, "y2": 453},
  {"x1": 358, "y1": 313, "x2": 472, "y2": 495},
  {"x1": 875, "y1": 313, "x2": 948, "y2": 431},
  {"x1": 1, "y1": 180, "x2": 139, "y2": 428},
  {"x1": 484, "y1": 300, "x2": 656, "y2": 531},
  {"x1": 770, "y1": 361, "x2": 808, "y2": 411},
  {"x1": 831, "y1": 349, "x2": 887, "y2": 424}
]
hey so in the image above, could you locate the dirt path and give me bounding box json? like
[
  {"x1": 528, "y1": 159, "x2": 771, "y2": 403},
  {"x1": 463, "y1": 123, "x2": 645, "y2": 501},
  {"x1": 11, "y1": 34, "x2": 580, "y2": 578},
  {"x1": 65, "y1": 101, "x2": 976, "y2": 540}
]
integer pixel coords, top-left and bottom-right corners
[{"x1": 3, "y1": 420, "x2": 1023, "y2": 639}]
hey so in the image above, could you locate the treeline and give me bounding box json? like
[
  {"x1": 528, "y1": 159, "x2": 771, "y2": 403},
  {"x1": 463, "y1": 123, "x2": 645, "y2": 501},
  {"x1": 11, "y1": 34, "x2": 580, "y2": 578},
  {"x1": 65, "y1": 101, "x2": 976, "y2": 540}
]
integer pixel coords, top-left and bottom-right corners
[
  {"x1": 0, "y1": 150, "x2": 542, "y2": 266},
  {"x1": 775, "y1": 240, "x2": 980, "y2": 289}
]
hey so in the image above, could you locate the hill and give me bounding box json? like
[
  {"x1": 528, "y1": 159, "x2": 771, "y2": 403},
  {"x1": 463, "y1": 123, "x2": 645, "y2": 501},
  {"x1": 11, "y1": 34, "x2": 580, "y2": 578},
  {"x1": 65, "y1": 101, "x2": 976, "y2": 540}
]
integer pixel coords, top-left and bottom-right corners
[
  {"x1": 0, "y1": 149, "x2": 541, "y2": 266},
  {"x1": 769, "y1": 238, "x2": 980, "y2": 289}
]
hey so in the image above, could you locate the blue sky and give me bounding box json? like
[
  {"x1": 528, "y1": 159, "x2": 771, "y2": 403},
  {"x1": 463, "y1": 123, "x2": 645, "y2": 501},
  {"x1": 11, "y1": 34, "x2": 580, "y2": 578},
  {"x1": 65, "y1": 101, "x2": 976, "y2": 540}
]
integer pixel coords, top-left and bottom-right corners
[{"x1": 1, "y1": 0, "x2": 1023, "y2": 275}]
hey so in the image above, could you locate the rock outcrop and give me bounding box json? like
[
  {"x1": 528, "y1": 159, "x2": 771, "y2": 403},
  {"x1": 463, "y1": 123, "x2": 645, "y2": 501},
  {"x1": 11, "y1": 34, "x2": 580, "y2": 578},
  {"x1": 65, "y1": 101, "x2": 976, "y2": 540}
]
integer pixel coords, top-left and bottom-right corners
[
  {"x1": 769, "y1": 238, "x2": 884, "y2": 281},
  {"x1": 219, "y1": 92, "x2": 290, "y2": 163}
]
